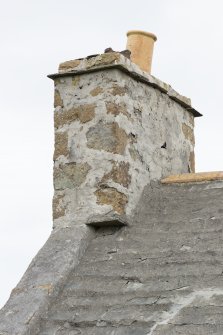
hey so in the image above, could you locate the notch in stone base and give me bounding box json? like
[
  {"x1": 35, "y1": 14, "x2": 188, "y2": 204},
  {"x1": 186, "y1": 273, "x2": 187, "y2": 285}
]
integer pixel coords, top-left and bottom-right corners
[{"x1": 86, "y1": 213, "x2": 129, "y2": 227}]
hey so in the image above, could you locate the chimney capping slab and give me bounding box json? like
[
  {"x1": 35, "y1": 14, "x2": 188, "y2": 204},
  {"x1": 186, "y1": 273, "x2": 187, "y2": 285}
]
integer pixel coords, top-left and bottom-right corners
[{"x1": 48, "y1": 52, "x2": 202, "y2": 118}]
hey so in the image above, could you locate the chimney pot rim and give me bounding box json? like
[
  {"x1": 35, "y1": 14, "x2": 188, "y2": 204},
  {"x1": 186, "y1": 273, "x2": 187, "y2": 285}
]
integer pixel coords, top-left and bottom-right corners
[{"x1": 127, "y1": 30, "x2": 157, "y2": 41}]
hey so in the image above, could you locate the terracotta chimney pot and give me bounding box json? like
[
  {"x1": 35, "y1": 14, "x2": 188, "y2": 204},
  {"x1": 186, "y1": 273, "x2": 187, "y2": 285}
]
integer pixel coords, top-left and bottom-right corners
[{"x1": 126, "y1": 30, "x2": 157, "y2": 73}]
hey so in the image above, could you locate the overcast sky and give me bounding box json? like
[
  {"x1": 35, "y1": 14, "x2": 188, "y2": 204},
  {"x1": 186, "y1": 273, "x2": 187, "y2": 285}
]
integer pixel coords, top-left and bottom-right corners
[{"x1": 0, "y1": 0, "x2": 223, "y2": 308}]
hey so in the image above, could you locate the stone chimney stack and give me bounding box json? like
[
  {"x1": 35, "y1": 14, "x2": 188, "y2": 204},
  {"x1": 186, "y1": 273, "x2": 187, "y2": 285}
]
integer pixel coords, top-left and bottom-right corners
[{"x1": 48, "y1": 31, "x2": 201, "y2": 228}]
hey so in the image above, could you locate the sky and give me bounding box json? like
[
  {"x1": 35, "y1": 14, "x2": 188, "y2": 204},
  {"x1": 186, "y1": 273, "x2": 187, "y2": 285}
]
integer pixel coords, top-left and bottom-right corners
[{"x1": 0, "y1": 0, "x2": 223, "y2": 308}]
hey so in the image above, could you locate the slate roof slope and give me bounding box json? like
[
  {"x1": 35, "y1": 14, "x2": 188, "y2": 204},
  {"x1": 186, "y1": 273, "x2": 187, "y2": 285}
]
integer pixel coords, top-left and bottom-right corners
[{"x1": 37, "y1": 180, "x2": 223, "y2": 335}]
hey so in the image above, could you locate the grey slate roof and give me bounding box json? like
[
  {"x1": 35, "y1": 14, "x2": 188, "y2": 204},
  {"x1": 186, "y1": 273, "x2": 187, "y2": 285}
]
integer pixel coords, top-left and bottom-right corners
[{"x1": 1, "y1": 180, "x2": 222, "y2": 335}]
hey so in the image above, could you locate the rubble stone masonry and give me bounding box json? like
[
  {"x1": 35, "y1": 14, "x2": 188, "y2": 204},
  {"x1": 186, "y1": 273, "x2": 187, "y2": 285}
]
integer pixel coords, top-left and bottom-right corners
[{"x1": 49, "y1": 53, "x2": 199, "y2": 227}]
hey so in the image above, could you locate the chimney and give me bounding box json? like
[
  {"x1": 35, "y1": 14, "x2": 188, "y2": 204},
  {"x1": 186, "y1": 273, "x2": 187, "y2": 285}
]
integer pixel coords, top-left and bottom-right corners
[
  {"x1": 126, "y1": 30, "x2": 157, "y2": 73},
  {"x1": 48, "y1": 31, "x2": 201, "y2": 228}
]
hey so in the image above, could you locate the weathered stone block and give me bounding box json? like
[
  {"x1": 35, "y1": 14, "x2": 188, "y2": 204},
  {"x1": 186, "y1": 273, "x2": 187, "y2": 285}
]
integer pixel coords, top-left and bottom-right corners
[
  {"x1": 54, "y1": 89, "x2": 63, "y2": 108},
  {"x1": 72, "y1": 76, "x2": 80, "y2": 87},
  {"x1": 189, "y1": 151, "x2": 195, "y2": 173},
  {"x1": 54, "y1": 104, "x2": 95, "y2": 128},
  {"x1": 54, "y1": 163, "x2": 91, "y2": 190},
  {"x1": 106, "y1": 102, "x2": 130, "y2": 118},
  {"x1": 86, "y1": 53, "x2": 120, "y2": 69},
  {"x1": 90, "y1": 87, "x2": 104, "y2": 96},
  {"x1": 182, "y1": 123, "x2": 195, "y2": 145},
  {"x1": 102, "y1": 161, "x2": 131, "y2": 188},
  {"x1": 86, "y1": 122, "x2": 128, "y2": 154},
  {"x1": 59, "y1": 59, "x2": 81, "y2": 73},
  {"x1": 188, "y1": 113, "x2": 195, "y2": 126},
  {"x1": 110, "y1": 84, "x2": 127, "y2": 96},
  {"x1": 52, "y1": 194, "x2": 65, "y2": 220},
  {"x1": 53, "y1": 131, "x2": 69, "y2": 160},
  {"x1": 95, "y1": 187, "x2": 128, "y2": 214}
]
